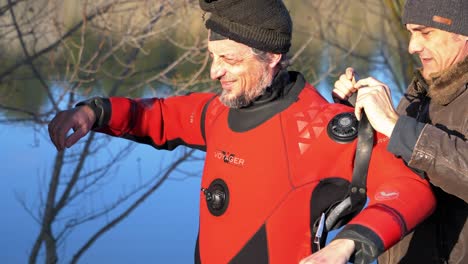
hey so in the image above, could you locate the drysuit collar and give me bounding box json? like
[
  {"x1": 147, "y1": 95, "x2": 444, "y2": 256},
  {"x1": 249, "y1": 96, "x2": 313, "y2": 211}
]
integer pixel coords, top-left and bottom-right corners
[
  {"x1": 250, "y1": 69, "x2": 292, "y2": 107},
  {"x1": 228, "y1": 70, "x2": 305, "y2": 132}
]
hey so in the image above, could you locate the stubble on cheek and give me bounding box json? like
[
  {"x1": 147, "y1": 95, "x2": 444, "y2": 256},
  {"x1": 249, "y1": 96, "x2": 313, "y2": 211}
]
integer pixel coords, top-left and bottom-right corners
[{"x1": 219, "y1": 67, "x2": 273, "y2": 108}]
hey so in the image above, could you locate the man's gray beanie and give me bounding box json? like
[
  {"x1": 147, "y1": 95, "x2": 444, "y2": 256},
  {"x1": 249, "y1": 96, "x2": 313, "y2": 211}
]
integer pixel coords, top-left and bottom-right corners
[{"x1": 402, "y1": 0, "x2": 467, "y2": 36}]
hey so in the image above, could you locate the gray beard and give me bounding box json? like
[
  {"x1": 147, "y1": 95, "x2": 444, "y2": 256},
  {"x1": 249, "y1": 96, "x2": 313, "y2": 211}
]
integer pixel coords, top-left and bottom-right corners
[{"x1": 219, "y1": 70, "x2": 273, "y2": 109}]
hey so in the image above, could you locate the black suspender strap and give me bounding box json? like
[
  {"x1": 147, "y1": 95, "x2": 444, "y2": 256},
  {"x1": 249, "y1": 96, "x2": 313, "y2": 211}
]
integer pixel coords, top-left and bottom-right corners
[
  {"x1": 349, "y1": 112, "x2": 374, "y2": 210},
  {"x1": 326, "y1": 92, "x2": 375, "y2": 228}
]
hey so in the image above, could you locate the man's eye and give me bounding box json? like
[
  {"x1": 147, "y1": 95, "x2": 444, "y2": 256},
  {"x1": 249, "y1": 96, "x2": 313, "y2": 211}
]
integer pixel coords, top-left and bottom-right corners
[
  {"x1": 421, "y1": 31, "x2": 432, "y2": 36},
  {"x1": 224, "y1": 58, "x2": 237, "y2": 64}
]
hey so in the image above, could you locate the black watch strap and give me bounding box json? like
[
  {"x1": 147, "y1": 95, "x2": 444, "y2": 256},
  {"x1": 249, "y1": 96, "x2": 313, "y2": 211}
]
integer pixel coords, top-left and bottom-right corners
[{"x1": 75, "y1": 97, "x2": 110, "y2": 128}]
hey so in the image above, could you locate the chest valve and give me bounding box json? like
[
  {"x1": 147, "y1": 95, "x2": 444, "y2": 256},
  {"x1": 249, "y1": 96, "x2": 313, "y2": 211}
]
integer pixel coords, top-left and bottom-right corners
[
  {"x1": 327, "y1": 112, "x2": 359, "y2": 143},
  {"x1": 201, "y1": 178, "x2": 229, "y2": 216}
]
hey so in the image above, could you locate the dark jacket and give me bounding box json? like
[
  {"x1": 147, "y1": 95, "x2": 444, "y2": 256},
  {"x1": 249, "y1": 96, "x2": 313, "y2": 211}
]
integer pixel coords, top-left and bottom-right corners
[{"x1": 379, "y1": 57, "x2": 468, "y2": 263}]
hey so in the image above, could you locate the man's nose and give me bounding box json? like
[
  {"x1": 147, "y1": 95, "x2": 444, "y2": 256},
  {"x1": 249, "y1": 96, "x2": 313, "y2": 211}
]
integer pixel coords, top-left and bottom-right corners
[
  {"x1": 210, "y1": 59, "x2": 226, "y2": 80},
  {"x1": 408, "y1": 35, "x2": 423, "y2": 54}
]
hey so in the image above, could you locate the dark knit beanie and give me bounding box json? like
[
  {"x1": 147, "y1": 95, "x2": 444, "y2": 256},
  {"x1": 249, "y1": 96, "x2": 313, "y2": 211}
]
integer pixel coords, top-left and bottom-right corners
[
  {"x1": 199, "y1": 0, "x2": 292, "y2": 53},
  {"x1": 402, "y1": 0, "x2": 468, "y2": 36}
]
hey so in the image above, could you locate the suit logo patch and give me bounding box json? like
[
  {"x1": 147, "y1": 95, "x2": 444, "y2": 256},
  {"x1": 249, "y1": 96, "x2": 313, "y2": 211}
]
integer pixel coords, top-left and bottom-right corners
[
  {"x1": 375, "y1": 190, "x2": 400, "y2": 201},
  {"x1": 214, "y1": 150, "x2": 245, "y2": 167}
]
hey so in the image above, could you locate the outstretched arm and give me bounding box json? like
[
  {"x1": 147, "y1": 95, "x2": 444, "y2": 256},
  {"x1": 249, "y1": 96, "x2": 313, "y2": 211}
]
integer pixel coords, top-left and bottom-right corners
[{"x1": 48, "y1": 93, "x2": 216, "y2": 151}]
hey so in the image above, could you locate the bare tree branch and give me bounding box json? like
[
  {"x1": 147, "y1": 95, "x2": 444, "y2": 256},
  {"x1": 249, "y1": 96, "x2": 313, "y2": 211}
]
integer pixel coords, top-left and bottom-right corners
[{"x1": 71, "y1": 149, "x2": 196, "y2": 264}]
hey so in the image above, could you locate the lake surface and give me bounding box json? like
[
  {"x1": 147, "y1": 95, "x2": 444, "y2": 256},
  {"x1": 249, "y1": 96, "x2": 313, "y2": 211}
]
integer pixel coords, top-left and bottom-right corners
[{"x1": 0, "y1": 121, "x2": 204, "y2": 263}]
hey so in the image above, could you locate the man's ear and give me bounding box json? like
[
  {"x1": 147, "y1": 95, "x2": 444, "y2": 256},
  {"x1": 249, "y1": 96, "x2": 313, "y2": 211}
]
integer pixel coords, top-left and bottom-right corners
[{"x1": 269, "y1": 53, "x2": 282, "y2": 69}]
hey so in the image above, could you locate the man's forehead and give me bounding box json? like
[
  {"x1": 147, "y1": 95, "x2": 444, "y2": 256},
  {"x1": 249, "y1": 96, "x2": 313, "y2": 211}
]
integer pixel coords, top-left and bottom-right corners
[
  {"x1": 207, "y1": 37, "x2": 251, "y2": 55},
  {"x1": 406, "y1": 23, "x2": 431, "y2": 31}
]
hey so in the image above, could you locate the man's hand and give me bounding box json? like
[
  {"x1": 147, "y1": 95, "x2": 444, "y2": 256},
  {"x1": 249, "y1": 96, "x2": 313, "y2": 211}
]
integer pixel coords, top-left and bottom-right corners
[
  {"x1": 299, "y1": 239, "x2": 355, "y2": 264},
  {"x1": 48, "y1": 105, "x2": 96, "y2": 151},
  {"x1": 333, "y1": 67, "x2": 399, "y2": 137},
  {"x1": 333, "y1": 67, "x2": 358, "y2": 101}
]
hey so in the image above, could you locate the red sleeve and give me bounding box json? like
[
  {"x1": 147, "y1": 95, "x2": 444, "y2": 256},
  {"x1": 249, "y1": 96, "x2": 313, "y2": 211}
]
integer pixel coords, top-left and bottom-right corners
[
  {"x1": 97, "y1": 93, "x2": 217, "y2": 150},
  {"x1": 335, "y1": 134, "x2": 436, "y2": 258}
]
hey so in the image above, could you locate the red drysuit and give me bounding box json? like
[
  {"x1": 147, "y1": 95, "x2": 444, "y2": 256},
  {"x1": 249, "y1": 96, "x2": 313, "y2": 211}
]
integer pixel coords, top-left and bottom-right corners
[{"x1": 90, "y1": 71, "x2": 435, "y2": 263}]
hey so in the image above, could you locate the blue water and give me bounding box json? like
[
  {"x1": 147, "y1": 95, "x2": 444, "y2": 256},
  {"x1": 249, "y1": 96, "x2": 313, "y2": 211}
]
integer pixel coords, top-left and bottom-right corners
[{"x1": 0, "y1": 123, "x2": 203, "y2": 264}]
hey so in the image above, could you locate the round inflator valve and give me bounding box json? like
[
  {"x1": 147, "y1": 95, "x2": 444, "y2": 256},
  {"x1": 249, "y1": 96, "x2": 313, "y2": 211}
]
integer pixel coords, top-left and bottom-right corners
[
  {"x1": 201, "y1": 178, "x2": 229, "y2": 216},
  {"x1": 327, "y1": 112, "x2": 358, "y2": 143}
]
